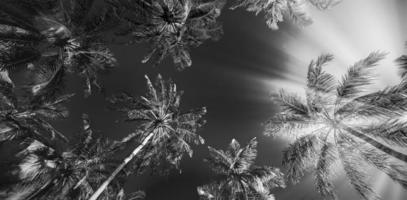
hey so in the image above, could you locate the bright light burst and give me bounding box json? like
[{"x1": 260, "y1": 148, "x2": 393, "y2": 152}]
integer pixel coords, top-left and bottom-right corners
[
  {"x1": 262, "y1": 0, "x2": 407, "y2": 94},
  {"x1": 259, "y1": 0, "x2": 407, "y2": 199}
]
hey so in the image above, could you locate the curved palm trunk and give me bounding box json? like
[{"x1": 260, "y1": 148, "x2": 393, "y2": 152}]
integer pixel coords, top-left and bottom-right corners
[
  {"x1": 88, "y1": 132, "x2": 154, "y2": 200},
  {"x1": 345, "y1": 127, "x2": 407, "y2": 162}
]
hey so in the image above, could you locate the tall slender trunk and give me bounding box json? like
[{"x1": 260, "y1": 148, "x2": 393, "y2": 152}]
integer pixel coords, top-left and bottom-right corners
[
  {"x1": 345, "y1": 127, "x2": 407, "y2": 162},
  {"x1": 88, "y1": 132, "x2": 154, "y2": 200}
]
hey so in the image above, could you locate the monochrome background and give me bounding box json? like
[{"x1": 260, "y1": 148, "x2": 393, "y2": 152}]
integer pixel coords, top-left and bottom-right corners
[{"x1": 6, "y1": 0, "x2": 405, "y2": 199}]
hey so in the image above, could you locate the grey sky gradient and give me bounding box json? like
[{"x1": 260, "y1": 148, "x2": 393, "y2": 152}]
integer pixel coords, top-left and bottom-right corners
[{"x1": 35, "y1": 0, "x2": 407, "y2": 199}]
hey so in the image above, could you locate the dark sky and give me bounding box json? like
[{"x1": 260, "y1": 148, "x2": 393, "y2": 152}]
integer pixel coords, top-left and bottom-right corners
[{"x1": 11, "y1": 0, "x2": 407, "y2": 199}]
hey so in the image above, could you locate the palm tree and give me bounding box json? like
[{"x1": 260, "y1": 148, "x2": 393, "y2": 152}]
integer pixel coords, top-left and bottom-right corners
[
  {"x1": 89, "y1": 74, "x2": 207, "y2": 200},
  {"x1": 230, "y1": 0, "x2": 342, "y2": 30},
  {"x1": 265, "y1": 53, "x2": 407, "y2": 199},
  {"x1": 198, "y1": 138, "x2": 285, "y2": 200},
  {"x1": 0, "y1": 0, "x2": 118, "y2": 97},
  {"x1": 4, "y1": 114, "x2": 134, "y2": 200},
  {"x1": 0, "y1": 69, "x2": 73, "y2": 146},
  {"x1": 110, "y1": 0, "x2": 226, "y2": 69}
]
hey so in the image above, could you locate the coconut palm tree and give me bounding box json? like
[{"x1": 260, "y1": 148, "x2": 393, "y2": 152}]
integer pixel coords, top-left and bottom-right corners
[
  {"x1": 265, "y1": 52, "x2": 407, "y2": 199},
  {"x1": 197, "y1": 138, "x2": 285, "y2": 200},
  {"x1": 89, "y1": 74, "x2": 207, "y2": 200},
  {"x1": 0, "y1": 0, "x2": 118, "y2": 97},
  {"x1": 230, "y1": 0, "x2": 342, "y2": 30},
  {"x1": 3, "y1": 114, "x2": 134, "y2": 200},
  {"x1": 110, "y1": 0, "x2": 226, "y2": 69},
  {"x1": 0, "y1": 69, "x2": 72, "y2": 146}
]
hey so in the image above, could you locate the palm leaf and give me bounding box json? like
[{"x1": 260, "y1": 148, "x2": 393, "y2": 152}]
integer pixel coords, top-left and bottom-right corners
[
  {"x1": 359, "y1": 145, "x2": 407, "y2": 190},
  {"x1": 283, "y1": 134, "x2": 320, "y2": 183},
  {"x1": 206, "y1": 146, "x2": 232, "y2": 175},
  {"x1": 308, "y1": 0, "x2": 342, "y2": 10},
  {"x1": 232, "y1": 138, "x2": 258, "y2": 172},
  {"x1": 286, "y1": 0, "x2": 313, "y2": 27},
  {"x1": 274, "y1": 90, "x2": 310, "y2": 116},
  {"x1": 338, "y1": 135, "x2": 381, "y2": 200},
  {"x1": 358, "y1": 120, "x2": 407, "y2": 146},
  {"x1": 315, "y1": 142, "x2": 337, "y2": 199},
  {"x1": 336, "y1": 52, "x2": 386, "y2": 99},
  {"x1": 307, "y1": 54, "x2": 335, "y2": 93},
  {"x1": 336, "y1": 82, "x2": 407, "y2": 118}
]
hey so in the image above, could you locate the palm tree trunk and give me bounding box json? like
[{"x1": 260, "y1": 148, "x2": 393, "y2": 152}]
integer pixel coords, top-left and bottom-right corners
[
  {"x1": 88, "y1": 132, "x2": 154, "y2": 200},
  {"x1": 345, "y1": 127, "x2": 407, "y2": 162}
]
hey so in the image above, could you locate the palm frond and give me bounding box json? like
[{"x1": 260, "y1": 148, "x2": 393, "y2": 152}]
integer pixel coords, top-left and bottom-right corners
[
  {"x1": 315, "y1": 142, "x2": 337, "y2": 200},
  {"x1": 230, "y1": 0, "x2": 285, "y2": 30},
  {"x1": 359, "y1": 145, "x2": 407, "y2": 190},
  {"x1": 249, "y1": 166, "x2": 286, "y2": 189},
  {"x1": 26, "y1": 62, "x2": 66, "y2": 103},
  {"x1": 396, "y1": 46, "x2": 407, "y2": 77},
  {"x1": 336, "y1": 52, "x2": 386, "y2": 99},
  {"x1": 307, "y1": 54, "x2": 335, "y2": 93},
  {"x1": 282, "y1": 134, "x2": 320, "y2": 183},
  {"x1": 264, "y1": 112, "x2": 315, "y2": 138},
  {"x1": 341, "y1": 129, "x2": 407, "y2": 190},
  {"x1": 305, "y1": 54, "x2": 336, "y2": 114},
  {"x1": 230, "y1": 0, "x2": 341, "y2": 30},
  {"x1": 233, "y1": 138, "x2": 258, "y2": 172},
  {"x1": 308, "y1": 0, "x2": 342, "y2": 9},
  {"x1": 338, "y1": 136, "x2": 381, "y2": 200},
  {"x1": 197, "y1": 182, "x2": 224, "y2": 200},
  {"x1": 206, "y1": 146, "x2": 232, "y2": 175},
  {"x1": 358, "y1": 120, "x2": 407, "y2": 146},
  {"x1": 274, "y1": 89, "x2": 310, "y2": 116},
  {"x1": 336, "y1": 81, "x2": 407, "y2": 118},
  {"x1": 286, "y1": 0, "x2": 313, "y2": 27}
]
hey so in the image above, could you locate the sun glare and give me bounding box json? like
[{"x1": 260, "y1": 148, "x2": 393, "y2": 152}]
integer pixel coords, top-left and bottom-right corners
[
  {"x1": 257, "y1": 0, "x2": 407, "y2": 199},
  {"x1": 262, "y1": 0, "x2": 406, "y2": 94}
]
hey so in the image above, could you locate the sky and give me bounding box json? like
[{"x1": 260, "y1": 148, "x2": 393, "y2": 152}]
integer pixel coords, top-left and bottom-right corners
[
  {"x1": 82, "y1": 0, "x2": 407, "y2": 199},
  {"x1": 2, "y1": 0, "x2": 406, "y2": 199}
]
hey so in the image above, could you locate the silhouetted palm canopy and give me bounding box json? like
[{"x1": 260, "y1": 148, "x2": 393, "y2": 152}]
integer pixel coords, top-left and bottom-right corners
[
  {"x1": 88, "y1": 74, "x2": 206, "y2": 200},
  {"x1": 109, "y1": 74, "x2": 207, "y2": 167},
  {"x1": 3, "y1": 114, "x2": 132, "y2": 200},
  {"x1": 0, "y1": 70, "x2": 72, "y2": 146},
  {"x1": 111, "y1": 0, "x2": 225, "y2": 69},
  {"x1": 0, "y1": 0, "x2": 118, "y2": 96},
  {"x1": 198, "y1": 138, "x2": 285, "y2": 200},
  {"x1": 266, "y1": 53, "x2": 407, "y2": 199}
]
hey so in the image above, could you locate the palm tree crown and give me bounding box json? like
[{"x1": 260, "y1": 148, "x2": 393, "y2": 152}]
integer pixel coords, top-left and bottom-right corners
[
  {"x1": 265, "y1": 52, "x2": 407, "y2": 199},
  {"x1": 4, "y1": 114, "x2": 131, "y2": 200},
  {"x1": 111, "y1": 0, "x2": 226, "y2": 69},
  {"x1": 88, "y1": 74, "x2": 207, "y2": 200},
  {"x1": 109, "y1": 74, "x2": 207, "y2": 167},
  {"x1": 0, "y1": 70, "x2": 72, "y2": 145},
  {"x1": 0, "y1": 0, "x2": 118, "y2": 96},
  {"x1": 198, "y1": 138, "x2": 285, "y2": 200}
]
